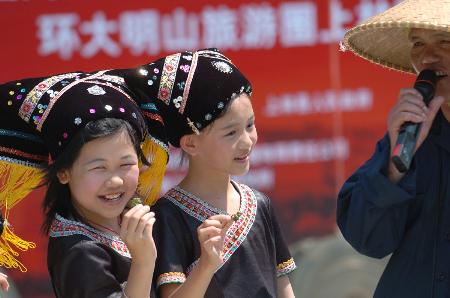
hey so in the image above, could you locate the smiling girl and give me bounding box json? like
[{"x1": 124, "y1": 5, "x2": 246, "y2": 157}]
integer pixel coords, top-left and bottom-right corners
[
  {"x1": 0, "y1": 70, "x2": 168, "y2": 298},
  {"x1": 125, "y1": 48, "x2": 297, "y2": 298}
]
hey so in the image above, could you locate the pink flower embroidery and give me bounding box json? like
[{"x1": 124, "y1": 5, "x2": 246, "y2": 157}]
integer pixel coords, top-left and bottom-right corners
[
  {"x1": 22, "y1": 102, "x2": 32, "y2": 113},
  {"x1": 180, "y1": 65, "x2": 190, "y2": 73},
  {"x1": 165, "y1": 64, "x2": 174, "y2": 72},
  {"x1": 159, "y1": 88, "x2": 169, "y2": 100},
  {"x1": 37, "y1": 83, "x2": 48, "y2": 90}
]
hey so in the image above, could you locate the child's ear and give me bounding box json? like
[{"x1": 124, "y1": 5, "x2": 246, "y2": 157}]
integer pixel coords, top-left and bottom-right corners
[
  {"x1": 56, "y1": 170, "x2": 70, "y2": 184},
  {"x1": 180, "y1": 134, "x2": 198, "y2": 156}
]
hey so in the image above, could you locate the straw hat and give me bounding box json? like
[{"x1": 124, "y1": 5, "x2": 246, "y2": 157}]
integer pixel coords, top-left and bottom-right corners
[{"x1": 342, "y1": 0, "x2": 450, "y2": 74}]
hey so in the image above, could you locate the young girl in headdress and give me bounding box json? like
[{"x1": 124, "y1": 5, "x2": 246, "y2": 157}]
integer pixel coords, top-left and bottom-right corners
[
  {"x1": 125, "y1": 48, "x2": 297, "y2": 298},
  {"x1": 0, "y1": 70, "x2": 168, "y2": 297}
]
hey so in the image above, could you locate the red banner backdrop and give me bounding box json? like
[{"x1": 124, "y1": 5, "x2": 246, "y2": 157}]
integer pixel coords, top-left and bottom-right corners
[{"x1": 0, "y1": 0, "x2": 412, "y2": 296}]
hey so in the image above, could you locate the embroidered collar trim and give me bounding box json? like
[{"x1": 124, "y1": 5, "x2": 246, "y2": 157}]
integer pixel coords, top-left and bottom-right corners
[
  {"x1": 164, "y1": 181, "x2": 257, "y2": 272},
  {"x1": 49, "y1": 214, "x2": 130, "y2": 258}
]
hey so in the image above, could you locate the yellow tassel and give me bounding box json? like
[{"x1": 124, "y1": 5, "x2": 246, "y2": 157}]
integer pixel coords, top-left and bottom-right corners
[
  {"x1": 0, "y1": 221, "x2": 36, "y2": 272},
  {"x1": 0, "y1": 242, "x2": 27, "y2": 272},
  {"x1": 0, "y1": 161, "x2": 43, "y2": 210},
  {"x1": 0, "y1": 160, "x2": 42, "y2": 272},
  {"x1": 2, "y1": 220, "x2": 36, "y2": 252},
  {"x1": 138, "y1": 136, "x2": 168, "y2": 206}
]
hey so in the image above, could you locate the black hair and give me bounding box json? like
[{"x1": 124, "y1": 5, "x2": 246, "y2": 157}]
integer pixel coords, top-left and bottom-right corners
[{"x1": 41, "y1": 118, "x2": 148, "y2": 234}]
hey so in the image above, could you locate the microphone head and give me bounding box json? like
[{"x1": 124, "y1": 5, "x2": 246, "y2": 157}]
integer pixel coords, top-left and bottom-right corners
[
  {"x1": 414, "y1": 69, "x2": 438, "y2": 104},
  {"x1": 417, "y1": 69, "x2": 438, "y2": 84}
]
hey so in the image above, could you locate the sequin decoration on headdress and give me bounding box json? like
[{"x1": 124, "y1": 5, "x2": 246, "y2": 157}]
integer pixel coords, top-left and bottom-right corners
[
  {"x1": 0, "y1": 69, "x2": 169, "y2": 271},
  {"x1": 123, "y1": 48, "x2": 252, "y2": 147}
]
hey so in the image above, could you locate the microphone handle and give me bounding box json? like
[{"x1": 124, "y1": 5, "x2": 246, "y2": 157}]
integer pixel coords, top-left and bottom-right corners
[
  {"x1": 390, "y1": 73, "x2": 437, "y2": 173},
  {"x1": 391, "y1": 121, "x2": 422, "y2": 173}
]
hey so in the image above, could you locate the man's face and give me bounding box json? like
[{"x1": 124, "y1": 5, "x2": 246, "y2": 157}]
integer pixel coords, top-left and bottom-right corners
[{"x1": 409, "y1": 28, "x2": 450, "y2": 101}]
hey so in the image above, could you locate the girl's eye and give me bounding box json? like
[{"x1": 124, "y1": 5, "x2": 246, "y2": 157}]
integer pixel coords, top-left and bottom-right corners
[
  {"x1": 247, "y1": 122, "x2": 255, "y2": 129},
  {"x1": 225, "y1": 130, "x2": 236, "y2": 137},
  {"x1": 91, "y1": 166, "x2": 106, "y2": 171},
  {"x1": 412, "y1": 41, "x2": 424, "y2": 47},
  {"x1": 121, "y1": 163, "x2": 136, "y2": 168}
]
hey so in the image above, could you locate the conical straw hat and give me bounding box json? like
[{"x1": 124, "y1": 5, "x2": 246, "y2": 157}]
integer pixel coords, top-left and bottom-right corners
[{"x1": 343, "y1": 0, "x2": 450, "y2": 74}]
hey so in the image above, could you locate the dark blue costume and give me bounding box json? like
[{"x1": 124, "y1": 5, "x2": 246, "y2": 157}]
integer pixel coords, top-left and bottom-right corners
[{"x1": 337, "y1": 113, "x2": 450, "y2": 298}]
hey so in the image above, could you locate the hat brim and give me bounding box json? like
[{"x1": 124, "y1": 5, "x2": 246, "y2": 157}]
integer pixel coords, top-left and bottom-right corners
[{"x1": 343, "y1": 0, "x2": 450, "y2": 74}]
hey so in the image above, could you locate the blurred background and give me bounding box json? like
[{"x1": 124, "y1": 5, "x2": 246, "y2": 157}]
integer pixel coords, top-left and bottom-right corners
[{"x1": 0, "y1": 0, "x2": 411, "y2": 297}]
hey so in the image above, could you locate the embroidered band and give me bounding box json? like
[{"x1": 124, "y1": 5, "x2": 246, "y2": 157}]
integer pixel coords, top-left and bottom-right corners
[
  {"x1": 156, "y1": 272, "x2": 186, "y2": 288},
  {"x1": 181, "y1": 51, "x2": 198, "y2": 114},
  {"x1": 49, "y1": 214, "x2": 130, "y2": 258},
  {"x1": 19, "y1": 73, "x2": 81, "y2": 123},
  {"x1": 276, "y1": 257, "x2": 297, "y2": 277},
  {"x1": 158, "y1": 53, "x2": 180, "y2": 105},
  {"x1": 37, "y1": 70, "x2": 108, "y2": 131}
]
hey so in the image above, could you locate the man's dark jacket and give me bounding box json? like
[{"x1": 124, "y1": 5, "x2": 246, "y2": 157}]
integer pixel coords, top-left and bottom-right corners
[{"x1": 337, "y1": 113, "x2": 450, "y2": 298}]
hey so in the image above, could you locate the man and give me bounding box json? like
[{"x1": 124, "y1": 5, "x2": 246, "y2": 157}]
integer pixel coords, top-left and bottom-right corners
[{"x1": 337, "y1": 0, "x2": 450, "y2": 297}]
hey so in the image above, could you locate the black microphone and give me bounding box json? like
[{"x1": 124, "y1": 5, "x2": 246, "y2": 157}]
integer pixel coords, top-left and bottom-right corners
[{"x1": 391, "y1": 69, "x2": 439, "y2": 173}]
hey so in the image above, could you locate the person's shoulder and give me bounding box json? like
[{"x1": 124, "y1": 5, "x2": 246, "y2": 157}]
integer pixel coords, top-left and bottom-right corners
[
  {"x1": 48, "y1": 233, "x2": 106, "y2": 275},
  {"x1": 48, "y1": 215, "x2": 117, "y2": 259},
  {"x1": 153, "y1": 189, "x2": 182, "y2": 211},
  {"x1": 153, "y1": 188, "x2": 190, "y2": 221},
  {"x1": 48, "y1": 216, "x2": 93, "y2": 254},
  {"x1": 153, "y1": 193, "x2": 175, "y2": 208},
  {"x1": 49, "y1": 233, "x2": 104, "y2": 257},
  {"x1": 235, "y1": 181, "x2": 272, "y2": 206}
]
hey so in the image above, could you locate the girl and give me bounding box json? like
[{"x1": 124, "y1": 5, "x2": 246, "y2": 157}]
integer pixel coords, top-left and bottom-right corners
[
  {"x1": 125, "y1": 48, "x2": 297, "y2": 298},
  {"x1": 0, "y1": 70, "x2": 169, "y2": 297}
]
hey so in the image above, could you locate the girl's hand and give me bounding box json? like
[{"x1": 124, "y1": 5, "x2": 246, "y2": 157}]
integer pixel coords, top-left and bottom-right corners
[
  {"x1": 120, "y1": 204, "x2": 157, "y2": 263},
  {"x1": 197, "y1": 214, "x2": 233, "y2": 271}
]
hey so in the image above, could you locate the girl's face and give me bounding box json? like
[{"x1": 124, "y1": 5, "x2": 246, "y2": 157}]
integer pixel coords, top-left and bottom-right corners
[
  {"x1": 193, "y1": 94, "x2": 257, "y2": 177},
  {"x1": 57, "y1": 129, "x2": 139, "y2": 226}
]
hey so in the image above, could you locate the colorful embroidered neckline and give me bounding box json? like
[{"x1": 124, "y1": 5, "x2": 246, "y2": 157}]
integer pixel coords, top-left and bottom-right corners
[
  {"x1": 164, "y1": 181, "x2": 257, "y2": 271},
  {"x1": 49, "y1": 214, "x2": 130, "y2": 258}
]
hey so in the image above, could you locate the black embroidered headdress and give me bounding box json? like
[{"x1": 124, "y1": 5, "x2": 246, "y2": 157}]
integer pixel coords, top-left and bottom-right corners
[{"x1": 123, "y1": 48, "x2": 252, "y2": 147}]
